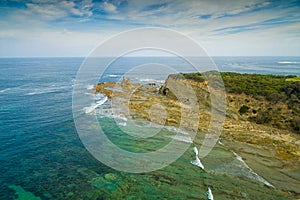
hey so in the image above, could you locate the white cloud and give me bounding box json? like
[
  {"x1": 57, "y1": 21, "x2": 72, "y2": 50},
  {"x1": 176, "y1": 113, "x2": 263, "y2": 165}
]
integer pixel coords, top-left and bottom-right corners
[
  {"x1": 26, "y1": 3, "x2": 68, "y2": 19},
  {"x1": 0, "y1": 0, "x2": 299, "y2": 56},
  {"x1": 0, "y1": 28, "x2": 114, "y2": 57},
  {"x1": 102, "y1": 2, "x2": 117, "y2": 13},
  {"x1": 24, "y1": 0, "x2": 93, "y2": 20}
]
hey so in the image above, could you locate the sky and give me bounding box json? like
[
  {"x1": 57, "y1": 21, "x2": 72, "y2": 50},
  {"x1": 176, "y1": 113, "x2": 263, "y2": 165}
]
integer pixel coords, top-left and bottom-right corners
[{"x1": 0, "y1": 0, "x2": 300, "y2": 57}]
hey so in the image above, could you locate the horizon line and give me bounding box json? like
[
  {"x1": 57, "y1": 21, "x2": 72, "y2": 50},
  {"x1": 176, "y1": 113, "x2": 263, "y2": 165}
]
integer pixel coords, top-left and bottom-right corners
[{"x1": 1, "y1": 55, "x2": 300, "y2": 59}]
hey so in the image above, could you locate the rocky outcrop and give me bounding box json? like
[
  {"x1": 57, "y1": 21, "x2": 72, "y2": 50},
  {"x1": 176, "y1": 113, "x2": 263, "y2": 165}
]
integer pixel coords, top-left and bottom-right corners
[
  {"x1": 159, "y1": 74, "x2": 211, "y2": 109},
  {"x1": 94, "y1": 73, "x2": 300, "y2": 198},
  {"x1": 160, "y1": 72, "x2": 300, "y2": 134},
  {"x1": 95, "y1": 74, "x2": 300, "y2": 160}
]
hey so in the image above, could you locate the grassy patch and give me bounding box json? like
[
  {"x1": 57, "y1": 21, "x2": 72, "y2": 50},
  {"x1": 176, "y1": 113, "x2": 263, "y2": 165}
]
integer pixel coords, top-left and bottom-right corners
[{"x1": 286, "y1": 76, "x2": 300, "y2": 82}]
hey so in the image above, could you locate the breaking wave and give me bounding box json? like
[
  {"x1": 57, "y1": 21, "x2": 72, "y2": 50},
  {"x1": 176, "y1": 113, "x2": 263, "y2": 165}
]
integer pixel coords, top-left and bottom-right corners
[
  {"x1": 190, "y1": 146, "x2": 204, "y2": 169},
  {"x1": 26, "y1": 85, "x2": 71, "y2": 95},
  {"x1": 84, "y1": 96, "x2": 108, "y2": 114},
  {"x1": 108, "y1": 74, "x2": 120, "y2": 78},
  {"x1": 278, "y1": 61, "x2": 300, "y2": 64},
  {"x1": 138, "y1": 78, "x2": 165, "y2": 84},
  {"x1": 231, "y1": 151, "x2": 274, "y2": 188},
  {"x1": 86, "y1": 84, "x2": 94, "y2": 90},
  {"x1": 165, "y1": 126, "x2": 189, "y2": 135},
  {"x1": 169, "y1": 135, "x2": 192, "y2": 143},
  {"x1": 0, "y1": 88, "x2": 10, "y2": 93},
  {"x1": 206, "y1": 187, "x2": 214, "y2": 200}
]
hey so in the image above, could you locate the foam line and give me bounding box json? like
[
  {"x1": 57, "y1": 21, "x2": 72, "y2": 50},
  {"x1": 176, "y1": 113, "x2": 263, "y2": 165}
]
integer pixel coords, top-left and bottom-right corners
[
  {"x1": 191, "y1": 146, "x2": 204, "y2": 169},
  {"x1": 232, "y1": 151, "x2": 274, "y2": 188},
  {"x1": 278, "y1": 61, "x2": 299, "y2": 64},
  {"x1": 206, "y1": 187, "x2": 214, "y2": 200},
  {"x1": 85, "y1": 96, "x2": 108, "y2": 114},
  {"x1": 169, "y1": 135, "x2": 192, "y2": 143}
]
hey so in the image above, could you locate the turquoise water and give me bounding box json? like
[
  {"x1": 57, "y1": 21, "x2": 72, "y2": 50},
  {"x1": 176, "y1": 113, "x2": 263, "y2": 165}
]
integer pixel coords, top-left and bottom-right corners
[{"x1": 0, "y1": 57, "x2": 299, "y2": 199}]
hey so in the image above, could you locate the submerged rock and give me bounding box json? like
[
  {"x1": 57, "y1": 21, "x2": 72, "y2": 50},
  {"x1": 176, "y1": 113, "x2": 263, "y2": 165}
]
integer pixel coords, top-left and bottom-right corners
[
  {"x1": 9, "y1": 185, "x2": 41, "y2": 200},
  {"x1": 104, "y1": 173, "x2": 118, "y2": 181}
]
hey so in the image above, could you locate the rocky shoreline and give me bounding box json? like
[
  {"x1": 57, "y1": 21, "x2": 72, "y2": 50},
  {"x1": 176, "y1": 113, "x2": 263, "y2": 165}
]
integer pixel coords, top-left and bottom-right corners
[{"x1": 94, "y1": 73, "x2": 300, "y2": 197}]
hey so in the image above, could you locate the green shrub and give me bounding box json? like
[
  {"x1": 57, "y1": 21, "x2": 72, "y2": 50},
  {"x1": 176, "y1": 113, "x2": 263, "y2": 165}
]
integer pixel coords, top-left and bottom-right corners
[{"x1": 239, "y1": 105, "x2": 250, "y2": 115}]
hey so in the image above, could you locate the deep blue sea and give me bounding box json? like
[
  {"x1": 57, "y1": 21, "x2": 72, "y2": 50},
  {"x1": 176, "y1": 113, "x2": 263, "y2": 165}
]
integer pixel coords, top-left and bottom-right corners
[{"x1": 0, "y1": 57, "x2": 299, "y2": 199}]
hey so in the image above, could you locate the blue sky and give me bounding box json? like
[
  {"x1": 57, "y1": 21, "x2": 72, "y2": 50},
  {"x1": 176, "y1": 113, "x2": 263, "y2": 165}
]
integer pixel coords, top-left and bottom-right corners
[{"x1": 0, "y1": 0, "x2": 300, "y2": 57}]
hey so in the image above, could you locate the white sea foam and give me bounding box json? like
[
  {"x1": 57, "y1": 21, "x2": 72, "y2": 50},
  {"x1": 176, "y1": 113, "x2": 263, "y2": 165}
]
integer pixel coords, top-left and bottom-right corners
[
  {"x1": 117, "y1": 122, "x2": 127, "y2": 127},
  {"x1": 165, "y1": 126, "x2": 189, "y2": 135},
  {"x1": 85, "y1": 96, "x2": 108, "y2": 114},
  {"x1": 231, "y1": 151, "x2": 274, "y2": 188},
  {"x1": 169, "y1": 135, "x2": 192, "y2": 143},
  {"x1": 139, "y1": 78, "x2": 165, "y2": 83},
  {"x1": 26, "y1": 85, "x2": 71, "y2": 95},
  {"x1": 86, "y1": 84, "x2": 94, "y2": 90},
  {"x1": 27, "y1": 89, "x2": 56, "y2": 95},
  {"x1": 136, "y1": 121, "x2": 163, "y2": 129},
  {"x1": 0, "y1": 85, "x2": 30, "y2": 94},
  {"x1": 105, "y1": 110, "x2": 128, "y2": 121},
  {"x1": 108, "y1": 74, "x2": 120, "y2": 78},
  {"x1": 191, "y1": 156, "x2": 204, "y2": 169},
  {"x1": 193, "y1": 146, "x2": 199, "y2": 155},
  {"x1": 84, "y1": 104, "x2": 99, "y2": 114},
  {"x1": 94, "y1": 93, "x2": 105, "y2": 100},
  {"x1": 278, "y1": 61, "x2": 300, "y2": 64},
  {"x1": 96, "y1": 108, "x2": 128, "y2": 122},
  {"x1": 85, "y1": 92, "x2": 94, "y2": 96},
  {"x1": 206, "y1": 187, "x2": 214, "y2": 200},
  {"x1": 232, "y1": 151, "x2": 244, "y2": 163},
  {"x1": 0, "y1": 88, "x2": 10, "y2": 93},
  {"x1": 191, "y1": 146, "x2": 204, "y2": 169}
]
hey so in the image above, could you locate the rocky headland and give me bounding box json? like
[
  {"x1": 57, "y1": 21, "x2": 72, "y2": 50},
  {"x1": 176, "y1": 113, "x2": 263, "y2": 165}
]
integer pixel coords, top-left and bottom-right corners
[{"x1": 95, "y1": 72, "x2": 300, "y2": 197}]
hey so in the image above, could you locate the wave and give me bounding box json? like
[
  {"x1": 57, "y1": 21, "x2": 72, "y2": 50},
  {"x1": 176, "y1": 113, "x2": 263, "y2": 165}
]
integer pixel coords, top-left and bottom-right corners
[
  {"x1": 71, "y1": 79, "x2": 76, "y2": 88},
  {"x1": 96, "y1": 108, "x2": 128, "y2": 122},
  {"x1": 138, "y1": 78, "x2": 165, "y2": 84},
  {"x1": 86, "y1": 84, "x2": 94, "y2": 90},
  {"x1": 206, "y1": 187, "x2": 214, "y2": 200},
  {"x1": 108, "y1": 74, "x2": 120, "y2": 78},
  {"x1": 231, "y1": 151, "x2": 274, "y2": 188},
  {"x1": 0, "y1": 88, "x2": 10, "y2": 93},
  {"x1": 94, "y1": 93, "x2": 106, "y2": 100},
  {"x1": 191, "y1": 156, "x2": 205, "y2": 169},
  {"x1": 112, "y1": 114, "x2": 128, "y2": 121},
  {"x1": 169, "y1": 135, "x2": 192, "y2": 143},
  {"x1": 165, "y1": 126, "x2": 189, "y2": 135},
  {"x1": 27, "y1": 91, "x2": 56, "y2": 96},
  {"x1": 26, "y1": 85, "x2": 71, "y2": 96},
  {"x1": 191, "y1": 146, "x2": 204, "y2": 169},
  {"x1": 85, "y1": 96, "x2": 108, "y2": 114},
  {"x1": 278, "y1": 61, "x2": 300, "y2": 64},
  {"x1": 193, "y1": 146, "x2": 199, "y2": 155},
  {"x1": 27, "y1": 89, "x2": 58, "y2": 95},
  {"x1": 85, "y1": 92, "x2": 95, "y2": 96},
  {"x1": 117, "y1": 122, "x2": 127, "y2": 127},
  {"x1": 134, "y1": 121, "x2": 163, "y2": 129}
]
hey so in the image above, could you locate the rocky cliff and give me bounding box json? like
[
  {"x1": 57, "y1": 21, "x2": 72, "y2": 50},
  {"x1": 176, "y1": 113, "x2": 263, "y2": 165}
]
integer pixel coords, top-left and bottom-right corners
[{"x1": 160, "y1": 72, "x2": 300, "y2": 134}]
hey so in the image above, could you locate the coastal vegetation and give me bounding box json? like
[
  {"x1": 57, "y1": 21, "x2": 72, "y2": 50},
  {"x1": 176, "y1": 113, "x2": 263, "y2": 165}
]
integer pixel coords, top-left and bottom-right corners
[{"x1": 168, "y1": 72, "x2": 300, "y2": 133}]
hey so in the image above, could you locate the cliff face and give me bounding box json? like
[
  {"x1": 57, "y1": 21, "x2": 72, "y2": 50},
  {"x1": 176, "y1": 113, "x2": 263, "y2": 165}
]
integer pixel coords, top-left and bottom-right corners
[
  {"x1": 159, "y1": 72, "x2": 300, "y2": 134},
  {"x1": 159, "y1": 74, "x2": 211, "y2": 110}
]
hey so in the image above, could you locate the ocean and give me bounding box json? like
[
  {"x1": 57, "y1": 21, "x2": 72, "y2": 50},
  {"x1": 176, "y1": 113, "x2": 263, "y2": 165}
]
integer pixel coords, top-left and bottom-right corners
[{"x1": 0, "y1": 57, "x2": 299, "y2": 199}]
